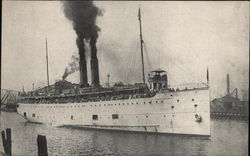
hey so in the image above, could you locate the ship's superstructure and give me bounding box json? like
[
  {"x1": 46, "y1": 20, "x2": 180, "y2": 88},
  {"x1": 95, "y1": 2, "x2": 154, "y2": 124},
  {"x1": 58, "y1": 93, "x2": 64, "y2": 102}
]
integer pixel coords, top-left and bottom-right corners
[{"x1": 17, "y1": 8, "x2": 210, "y2": 136}]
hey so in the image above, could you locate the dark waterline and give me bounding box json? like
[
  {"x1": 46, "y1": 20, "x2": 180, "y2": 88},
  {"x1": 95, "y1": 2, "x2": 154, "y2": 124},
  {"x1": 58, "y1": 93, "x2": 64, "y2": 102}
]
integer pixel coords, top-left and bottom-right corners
[{"x1": 0, "y1": 112, "x2": 248, "y2": 156}]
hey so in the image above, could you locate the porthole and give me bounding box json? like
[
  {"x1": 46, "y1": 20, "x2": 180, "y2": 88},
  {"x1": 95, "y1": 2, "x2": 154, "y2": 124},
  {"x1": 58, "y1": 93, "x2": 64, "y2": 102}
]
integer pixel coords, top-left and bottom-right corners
[
  {"x1": 192, "y1": 99, "x2": 194, "y2": 101},
  {"x1": 146, "y1": 115, "x2": 148, "y2": 118},
  {"x1": 171, "y1": 106, "x2": 174, "y2": 109},
  {"x1": 177, "y1": 99, "x2": 179, "y2": 102},
  {"x1": 194, "y1": 104, "x2": 198, "y2": 107},
  {"x1": 149, "y1": 101, "x2": 151, "y2": 104},
  {"x1": 156, "y1": 101, "x2": 158, "y2": 103}
]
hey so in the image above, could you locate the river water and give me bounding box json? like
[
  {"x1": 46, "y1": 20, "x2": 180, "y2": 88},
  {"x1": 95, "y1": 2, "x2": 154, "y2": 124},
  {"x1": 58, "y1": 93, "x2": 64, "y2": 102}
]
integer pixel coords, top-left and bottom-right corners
[{"x1": 0, "y1": 112, "x2": 248, "y2": 156}]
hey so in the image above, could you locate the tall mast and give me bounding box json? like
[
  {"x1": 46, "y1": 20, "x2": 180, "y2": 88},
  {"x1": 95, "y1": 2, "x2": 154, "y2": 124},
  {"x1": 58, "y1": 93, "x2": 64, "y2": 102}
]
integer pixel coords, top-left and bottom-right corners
[
  {"x1": 138, "y1": 7, "x2": 145, "y2": 84},
  {"x1": 45, "y1": 37, "x2": 50, "y2": 89}
]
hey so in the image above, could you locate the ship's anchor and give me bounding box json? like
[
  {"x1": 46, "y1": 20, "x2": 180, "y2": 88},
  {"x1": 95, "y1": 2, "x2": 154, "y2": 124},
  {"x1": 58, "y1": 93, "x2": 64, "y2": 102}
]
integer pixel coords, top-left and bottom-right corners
[{"x1": 195, "y1": 113, "x2": 202, "y2": 122}]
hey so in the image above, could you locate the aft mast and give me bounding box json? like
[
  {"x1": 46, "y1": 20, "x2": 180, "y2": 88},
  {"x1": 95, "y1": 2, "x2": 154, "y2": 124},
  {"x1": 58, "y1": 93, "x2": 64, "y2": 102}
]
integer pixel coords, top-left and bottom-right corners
[
  {"x1": 138, "y1": 7, "x2": 145, "y2": 84},
  {"x1": 45, "y1": 37, "x2": 50, "y2": 91}
]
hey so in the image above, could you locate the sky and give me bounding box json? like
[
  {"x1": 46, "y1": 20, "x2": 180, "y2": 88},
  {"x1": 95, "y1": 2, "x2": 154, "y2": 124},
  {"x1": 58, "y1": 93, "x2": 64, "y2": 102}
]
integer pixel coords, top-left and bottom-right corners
[{"x1": 2, "y1": 1, "x2": 249, "y2": 100}]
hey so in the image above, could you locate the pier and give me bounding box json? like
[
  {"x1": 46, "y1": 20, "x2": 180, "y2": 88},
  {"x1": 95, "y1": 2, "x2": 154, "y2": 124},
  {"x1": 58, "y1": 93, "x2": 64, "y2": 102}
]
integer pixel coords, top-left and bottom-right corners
[{"x1": 1, "y1": 89, "x2": 21, "y2": 112}]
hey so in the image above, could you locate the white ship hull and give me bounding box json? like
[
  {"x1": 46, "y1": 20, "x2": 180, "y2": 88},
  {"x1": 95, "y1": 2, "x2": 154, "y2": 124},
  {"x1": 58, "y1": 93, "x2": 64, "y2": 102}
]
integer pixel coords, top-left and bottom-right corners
[{"x1": 17, "y1": 88, "x2": 210, "y2": 136}]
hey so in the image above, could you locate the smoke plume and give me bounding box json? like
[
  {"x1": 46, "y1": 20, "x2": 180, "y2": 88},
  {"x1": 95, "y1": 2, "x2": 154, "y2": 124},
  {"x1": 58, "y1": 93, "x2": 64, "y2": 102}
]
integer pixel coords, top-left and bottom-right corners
[
  {"x1": 62, "y1": 1, "x2": 102, "y2": 40},
  {"x1": 62, "y1": 54, "x2": 79, "y2": 80}
]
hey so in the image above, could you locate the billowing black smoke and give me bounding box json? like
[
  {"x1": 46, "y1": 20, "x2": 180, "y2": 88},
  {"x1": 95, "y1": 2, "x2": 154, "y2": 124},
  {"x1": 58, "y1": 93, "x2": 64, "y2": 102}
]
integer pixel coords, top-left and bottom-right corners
[
  {"x1": 62, "y1": 1, "x2": 102, "y2": 87},
  {"x1": 62, "y1": 1, "x2": 102, "y2": 39}
]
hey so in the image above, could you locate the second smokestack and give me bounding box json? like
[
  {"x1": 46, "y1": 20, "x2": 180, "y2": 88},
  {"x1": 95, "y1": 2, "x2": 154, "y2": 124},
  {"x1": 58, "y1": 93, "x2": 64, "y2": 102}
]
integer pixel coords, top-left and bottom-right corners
[{"x1": 90, "y1": 36, "x2": 100, "y2": 87}]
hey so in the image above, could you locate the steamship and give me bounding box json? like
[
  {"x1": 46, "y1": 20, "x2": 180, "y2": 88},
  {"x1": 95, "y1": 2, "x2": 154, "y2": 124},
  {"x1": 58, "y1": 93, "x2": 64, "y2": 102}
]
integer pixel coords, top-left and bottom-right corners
[{"x1": 17, "y1": 9, "x2": 210, "y2": 136}]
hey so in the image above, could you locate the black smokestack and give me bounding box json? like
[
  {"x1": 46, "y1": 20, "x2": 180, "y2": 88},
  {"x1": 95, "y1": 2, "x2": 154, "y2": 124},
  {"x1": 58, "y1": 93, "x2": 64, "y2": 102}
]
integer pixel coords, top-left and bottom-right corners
[
  {"x1": 62, "y1": 1, "x2": 102, "y2": 87},
  {"x1": 77, "y1": 36, "x2": 88, "y2": 86},
  {"x1": 90, "y1": 35, "x2": 100, "y2": 87}
]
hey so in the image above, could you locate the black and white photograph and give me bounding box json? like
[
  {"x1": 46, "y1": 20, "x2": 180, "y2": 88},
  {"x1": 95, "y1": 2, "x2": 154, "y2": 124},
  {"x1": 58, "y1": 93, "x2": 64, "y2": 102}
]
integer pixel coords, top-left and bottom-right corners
[{"x1": 1, "y1": 1, "x2": 249, "y2": 155}]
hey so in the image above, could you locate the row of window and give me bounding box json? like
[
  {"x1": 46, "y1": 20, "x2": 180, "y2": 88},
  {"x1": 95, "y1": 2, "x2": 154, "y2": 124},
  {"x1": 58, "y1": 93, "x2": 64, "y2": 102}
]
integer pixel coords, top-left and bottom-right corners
[
  {"x1": 28, "y1": 113, "x2": 172, "y2": 120},
  {"x1": 22, "y1": 98, "x2": 196, "y2": 108},
  {"x1": 23, "y1": 98, "x2": 196, "y2": 109}
]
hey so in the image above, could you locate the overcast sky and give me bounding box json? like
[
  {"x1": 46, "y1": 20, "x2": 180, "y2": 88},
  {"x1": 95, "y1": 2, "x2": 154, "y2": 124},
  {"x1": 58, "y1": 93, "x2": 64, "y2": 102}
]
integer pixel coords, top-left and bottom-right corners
[{"x1": 2, "y1": 1, "x2": 249, "y2": 99}]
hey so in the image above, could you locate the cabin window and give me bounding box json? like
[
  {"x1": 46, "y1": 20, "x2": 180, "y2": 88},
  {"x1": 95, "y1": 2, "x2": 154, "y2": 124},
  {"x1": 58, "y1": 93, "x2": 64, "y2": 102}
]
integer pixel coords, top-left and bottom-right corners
[
  {"x1": 92, "y1": 115, "x2": 98, "y2": 120},
  {"x1": 177, "y1": 99, "x2": 179, "y2": 102},
  {"x1": 32, "y1": 113, "x2": 35, "y2": 117},
  {"x1": 24, "y1": 112, "x2": 26, "y2": 117},
  {"x1": 112, "y1": 114, "x2": 119, "y2": 119},
  {"x1": 192, "y1": 99, "x2": 194, "y2": 101},
  {"x1": 156, "y1": 101, "x2": 158, "y2": 103},
  {"x1": 71, "y1": 115, "x2": 73, "y2": 120},
  {"x1": 171, "y1": 106, "x2": 174, "y2": 109},
  {"x1": 146, "y1": 115, "x2": 148, "y2": 118},
  {"x1": 194, "y1": 104, "x2": 197, "y2": 107},
  {"x1": 149, "y1": 101, "x2": 152, "y2": 104}
]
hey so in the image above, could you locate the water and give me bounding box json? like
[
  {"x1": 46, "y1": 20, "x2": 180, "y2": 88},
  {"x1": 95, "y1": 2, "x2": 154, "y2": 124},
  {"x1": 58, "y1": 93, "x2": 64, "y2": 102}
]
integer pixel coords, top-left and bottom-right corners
[{"x1": 0, "y1": 112, "x2": 248, "y2": 156}]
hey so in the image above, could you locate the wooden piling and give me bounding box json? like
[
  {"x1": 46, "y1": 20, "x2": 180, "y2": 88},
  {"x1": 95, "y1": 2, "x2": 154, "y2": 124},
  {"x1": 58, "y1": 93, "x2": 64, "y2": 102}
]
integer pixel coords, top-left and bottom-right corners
[
  {"x1": 37, "y1": 135, "x2": 48, "y2": 156},
  {"x1": 1, "y1": 128, "x2": 11, "y2": 156}
]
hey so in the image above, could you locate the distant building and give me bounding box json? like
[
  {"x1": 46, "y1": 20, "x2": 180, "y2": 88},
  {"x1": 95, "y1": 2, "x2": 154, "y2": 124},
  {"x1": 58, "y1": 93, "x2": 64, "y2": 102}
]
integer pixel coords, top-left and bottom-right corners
[{"x1": 211, "y1": 74, "x2": 249, "y2": 114}]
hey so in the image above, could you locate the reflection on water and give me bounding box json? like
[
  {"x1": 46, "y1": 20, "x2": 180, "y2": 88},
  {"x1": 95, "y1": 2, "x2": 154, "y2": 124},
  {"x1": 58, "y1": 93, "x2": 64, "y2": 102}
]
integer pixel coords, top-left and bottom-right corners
[{"x1": 0, "y1": 112, "x2": 248, "y2": 156}]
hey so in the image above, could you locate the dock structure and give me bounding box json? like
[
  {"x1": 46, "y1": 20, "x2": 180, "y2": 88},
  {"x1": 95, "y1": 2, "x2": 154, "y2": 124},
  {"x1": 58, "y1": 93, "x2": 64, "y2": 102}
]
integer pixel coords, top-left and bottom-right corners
[
  {"x1": 1, "y1": 89, "x2": 21, "y2": 112},
  {"x1": 211, "y1": 74, "x2": 249, "y2": 119}
]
